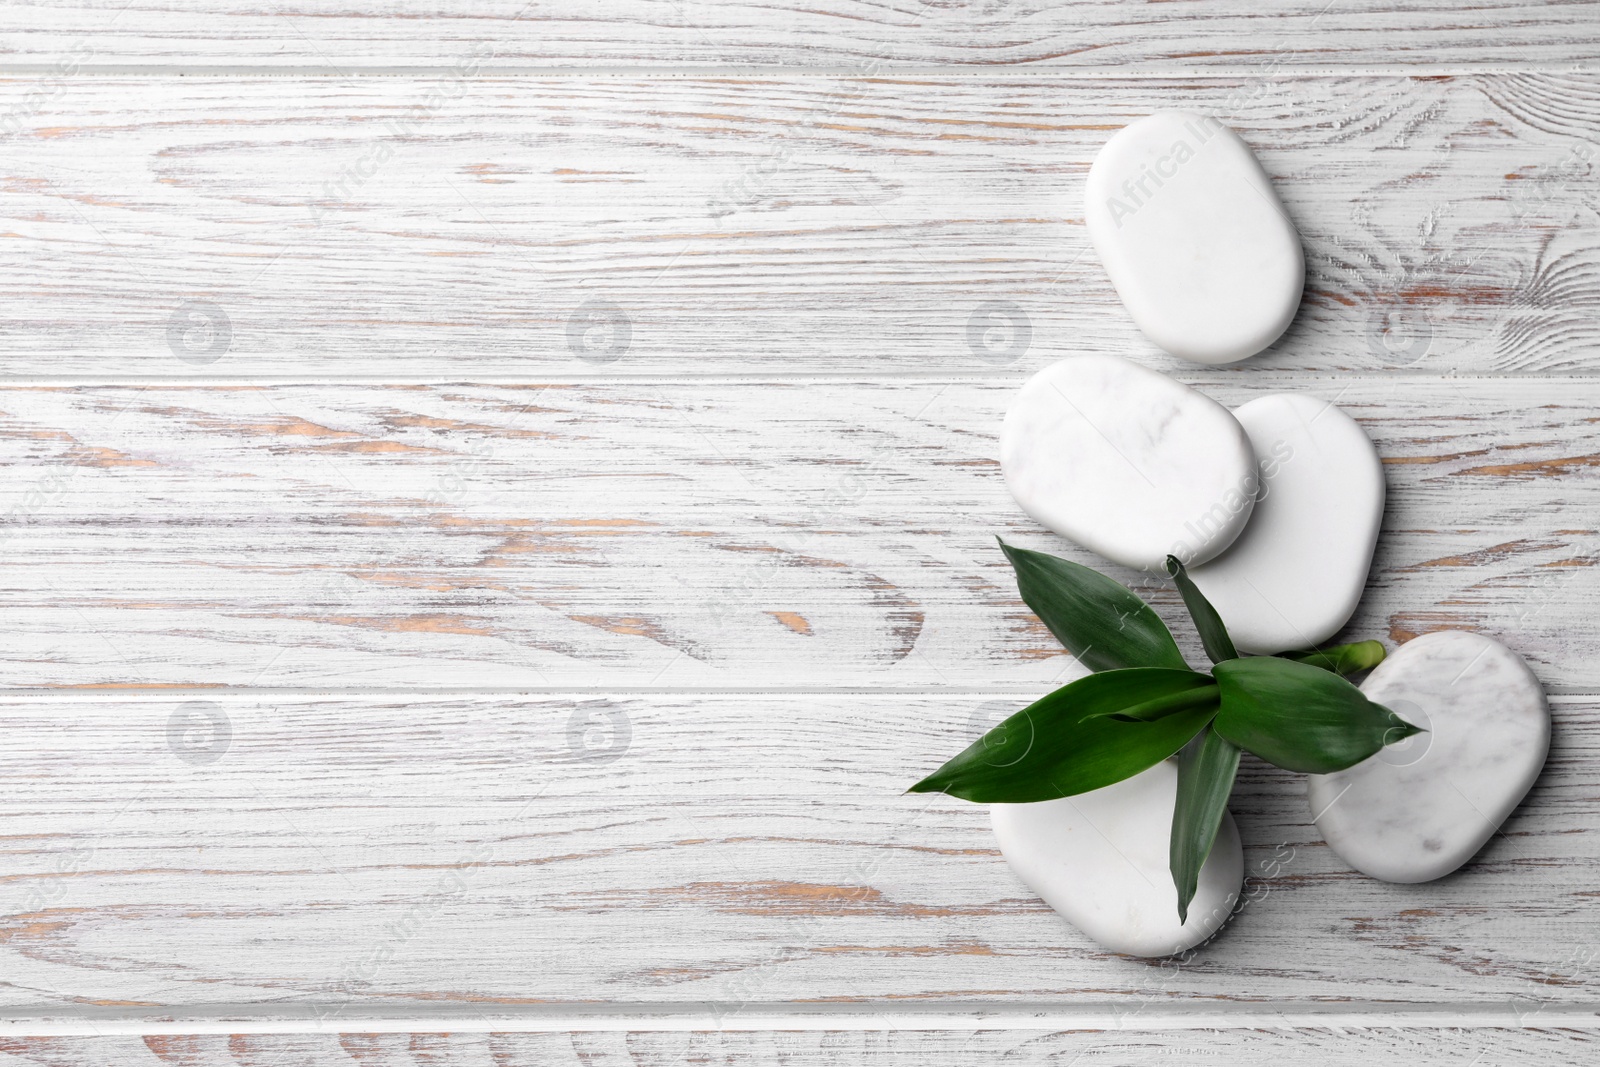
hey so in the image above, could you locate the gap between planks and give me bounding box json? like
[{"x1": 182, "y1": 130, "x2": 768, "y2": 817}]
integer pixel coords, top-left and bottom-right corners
[
  {"x1": 0, "y1": 66, "x2": 1585, "y2": 78},
  {"x1": 2, "y1": 1003, "x2": 1599, "y2": 1036},
  {"x1": 4, "y1": 688, "x2": 1599, "y2": 701},
  {"x1": 2, "y1": 372, "x2": 1598, "y2": 388}
]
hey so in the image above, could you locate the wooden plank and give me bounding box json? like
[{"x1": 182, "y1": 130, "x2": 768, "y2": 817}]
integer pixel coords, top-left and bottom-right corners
[
  {"x1": 0, "y1": 690, "x2": 1594, "y2": 1012},
  {"x1": 1, "y1": 74, "x2": 1597, "y2": 377},
  {"x1": 3, "y1": 377, "x2": 1600, "y2": 689},
  {"x1": 3, "y1": 2, "x2": 1598, "y2": 71},
  {"x1": 1, "y1": 1029, "x2": 1599, "y2": 1065}
]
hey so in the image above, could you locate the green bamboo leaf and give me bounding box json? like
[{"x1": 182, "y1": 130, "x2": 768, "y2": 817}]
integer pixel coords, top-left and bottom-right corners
[
  {"x1": 909, "y1": 669, "x2": 1218, "y2": 803},
  {"x1": 1077, "y1": 683, "x2": 1219, "y2": 723},
  {"x1": 1000, "y1": 540, "x2": 1189, "y2": 673},
  {"x1": 1170, "y1": 725, "x2": 1241, "y2": 923},
  {"x1": 1278, "y1": 640, "x2": 1387, "y2": 676},
  {"x1": 1212, "y1": 656, "x2": 1423, "y2": 774},
  {"x1": 1165, "y1": 554, "x2": 1237, "y2": 664}
]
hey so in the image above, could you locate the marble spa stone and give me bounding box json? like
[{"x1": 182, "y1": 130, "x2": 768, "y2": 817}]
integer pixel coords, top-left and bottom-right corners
[
  {"x1": 1188, "y1": 393, "x2": 1385, "y2": 654},
  {"x1": 991, "y1": 760, "x2": 1243, "y2": 957},
  {"x1": 1307, "y1": 631, "x2": 1550, "y2": 884},
  {"x1": 1001, "y1": 354, "x2": 1257, "y2": 570},
  {"x1": 1086, "y1": 111, "x2": 1305, "y2": 365}
]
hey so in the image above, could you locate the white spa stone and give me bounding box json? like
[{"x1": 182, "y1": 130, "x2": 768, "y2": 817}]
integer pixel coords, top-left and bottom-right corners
[
  {"x1": 1187, "y1": 393, "x2": 1385, "y2": 654},
  {"x1": 1086, "y1": 111, "x2": 1305, "y2": 365},
  {"x1": 991, "y1": 761, "x2": 1243, "y2": 957},
  {"x1": 1307, "y1": 631, "x2": 1550, "y2": 884},
  {"x1": 1001, "y1": 354, "x2": 1257, "y2": 570}
]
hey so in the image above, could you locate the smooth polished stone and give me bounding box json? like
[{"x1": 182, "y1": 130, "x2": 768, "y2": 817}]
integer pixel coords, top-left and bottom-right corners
[
  {"x1": 1001, "y1": 354, "x2": 1256, "y2": 570},
  {"x1": 1307, "y1": 631, "x2": 1550, "y2": 884},
  {"x1": 991, "y1": 760, "x2": 1243, "y2": 957},
  {"x1": 1188, "y1": 393, "x2": 1385, "y2": 654},
  {"x1": 1085, "y1": 111, "x2": 1305, "y2": 365}
]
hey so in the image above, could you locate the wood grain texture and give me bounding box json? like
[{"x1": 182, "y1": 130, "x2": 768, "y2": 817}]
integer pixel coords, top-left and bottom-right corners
[
  {"x1": 0, "y1": 690, "x2": 1594, "y2": 1011},
  {"x1": 3, "y1": 1, "x2": 1599, "y2": 70},
  {"x1": 1, "y1": 74, "x2": 1598, "y2": 377},
  {"x1": 1, "y1": 1029, "x2": 1600, "y2": 1065},
  {"x1": 4, "y1": 5, "x2": 1599, "y2": 1042},
  {"x1": 4, "y1": 377, "x2": 1600, "y2": 689}
]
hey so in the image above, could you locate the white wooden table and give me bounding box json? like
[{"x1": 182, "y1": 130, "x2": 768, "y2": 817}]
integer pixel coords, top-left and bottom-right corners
[{"x1": 2, "y1": 2, "x2": 1599, "y2": 1063}]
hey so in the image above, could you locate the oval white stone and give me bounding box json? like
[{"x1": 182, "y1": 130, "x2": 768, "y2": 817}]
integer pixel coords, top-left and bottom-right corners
[
  {"x1": 1001, "y1": 355, "x2": 1257, "y2": 569},
  {"x1": 1307, "y1": 631, "x2": 1550, "y2": 884},
  {"x1": 1187, "y1": 393, "x2": 1385, "y2": 654},
  {"x1": 991, "y1": 761, "x2": 1243, "y2": 957},
  {"x1": 1085, "y1": 111, "x2": 1305, "y2": 365}
]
